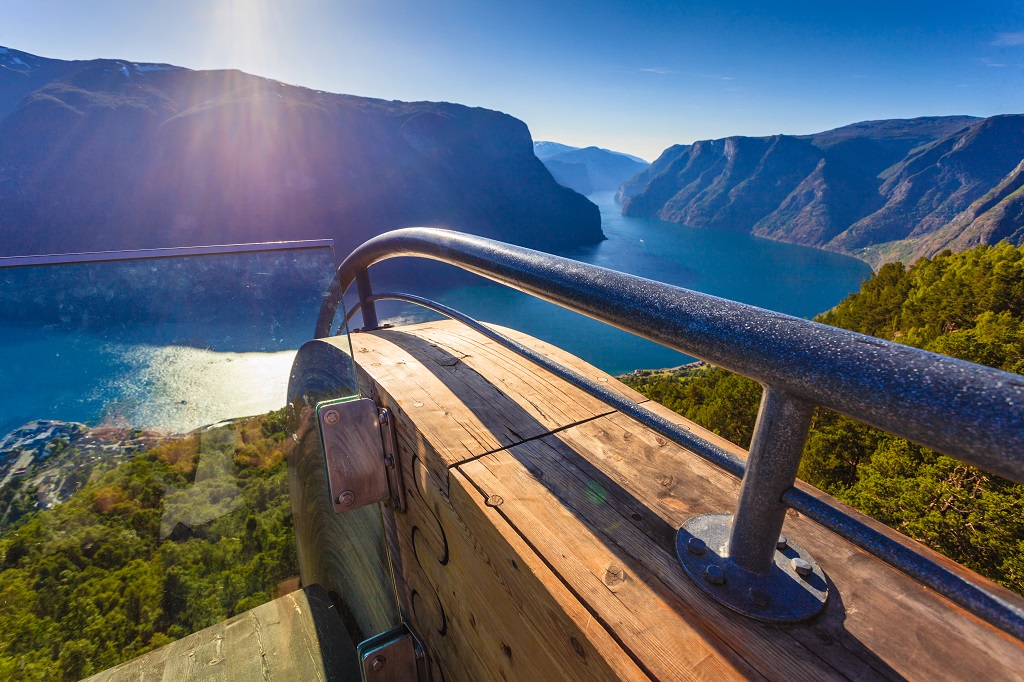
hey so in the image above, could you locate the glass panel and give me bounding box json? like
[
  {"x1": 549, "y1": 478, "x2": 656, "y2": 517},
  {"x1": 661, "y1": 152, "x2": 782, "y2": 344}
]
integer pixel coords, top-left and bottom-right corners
[
  {"x1": 287, "y1": 343, "x2": 403, "y2": 647},
  {"x1": 0, "y1": 248, "x2": 338, "y2": 436},
  {"x1": 0, "y1": 245, "x2": 393, "y2": 680}
]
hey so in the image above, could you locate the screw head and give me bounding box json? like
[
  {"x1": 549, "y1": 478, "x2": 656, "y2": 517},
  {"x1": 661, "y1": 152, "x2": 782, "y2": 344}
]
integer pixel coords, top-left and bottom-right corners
[
  {"x1": 703, "y1": 564, "x2": 726, "y2": 585},
  {"x1": 323, "y1": 409, "x2": 340, "y2": 425},
  {"x1": 603, "y1": 565, "x2": 626, "y2": 588},
  {"x1": 748, "y1": 587, "x2": 772, "y2": 608},
  {"x1": 379, "y1": 411, "x2": 389, "y2": 425},
  {"x1": 370, "y1": 655, "x2": 385, "y2": 672},
  {"x1": 776, "y1": 534, "x2": 789, "y2": 551},
  {"x1": 686, "y1": 537, "x2": 707, "y2": 556},
  {"x1": 384, "y1": 455, "x2": 395, "y2": 468},
  {"x1": 485, "y1": 494, "x2": 504, "y2": 507},
  {"x1": 338, "y1": 490, "x2": 355, "y2": 506},
  {"x1": 791, "y1": 557, "x2": 814, "y2": 577}
]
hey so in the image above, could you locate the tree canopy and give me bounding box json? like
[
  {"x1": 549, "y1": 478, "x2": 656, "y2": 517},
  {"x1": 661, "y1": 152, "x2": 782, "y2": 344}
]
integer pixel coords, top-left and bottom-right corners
[{"x1": 0, "y1": 410, "x2": 298, "y2": 681}]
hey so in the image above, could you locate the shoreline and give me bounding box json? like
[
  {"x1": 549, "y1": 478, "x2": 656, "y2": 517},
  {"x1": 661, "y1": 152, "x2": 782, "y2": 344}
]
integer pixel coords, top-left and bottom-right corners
[{"x1": 616, "y1": 360, "x2": 707, "y2": 379}]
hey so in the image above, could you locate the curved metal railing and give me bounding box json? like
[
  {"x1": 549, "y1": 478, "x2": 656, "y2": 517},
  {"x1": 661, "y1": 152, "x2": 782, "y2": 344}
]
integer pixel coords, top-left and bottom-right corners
[{"x1": 317, "y1": 227, "x2": 1024, "y2": 638}]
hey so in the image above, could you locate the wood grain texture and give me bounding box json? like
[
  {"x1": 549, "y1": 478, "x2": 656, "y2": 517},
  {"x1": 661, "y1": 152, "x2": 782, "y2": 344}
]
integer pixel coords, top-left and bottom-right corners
[
  {"x1": 548, "y1": 407, "x2": 1024, "y2": 680},
  {"x1": 392, "y1": 425, "x2": 652, "y2": 682},
  {"x1": 352, "y1": 320, "x2": 1024, "y2": 681},
  {"x1": 350, "y1": 322, "x2": 638, "y2": 496},
  {"x1": 84, "y1": 586, "x2": 355, "y2": 682}
]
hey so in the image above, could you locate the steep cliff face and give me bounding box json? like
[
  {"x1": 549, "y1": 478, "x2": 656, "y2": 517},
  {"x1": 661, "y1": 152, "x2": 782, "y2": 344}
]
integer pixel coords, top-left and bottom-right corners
[
  {"x1": 902, "y1": 158, "x2": 1024, "y2": 260},
  {"x1": 624, "y1": 135, "x2": 824, "y2": 231},
  {"x1": 830, "y1": 115, "x2": 1024, "y2": 251},
  {"x1": 752, "y1": 156, "x2": 883, "y2": 246},
  {"x1": 616, "y1": 143, "x2": 688, "y2": 202},
  {"x1": 620, "y1": 115, "x2": 1024, "y2": 267},
  {"x1": 0, "y1": 47, "x2": 602, "y2": 258}
]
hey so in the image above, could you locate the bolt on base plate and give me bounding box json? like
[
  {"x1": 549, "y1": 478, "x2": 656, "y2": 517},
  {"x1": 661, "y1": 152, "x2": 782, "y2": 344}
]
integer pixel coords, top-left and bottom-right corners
[{"x1": 676, "y1": 513, "x2": 829, "y2": 623}]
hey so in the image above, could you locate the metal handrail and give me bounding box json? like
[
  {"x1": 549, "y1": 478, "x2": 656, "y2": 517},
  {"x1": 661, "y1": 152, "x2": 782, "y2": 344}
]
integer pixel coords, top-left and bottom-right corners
[
  {"x1": 0, "y1": 239, "x2": 335, "y2": 269},
  {"x1": 318, "y1": 227, "x2": 1024, "y2": 638}
]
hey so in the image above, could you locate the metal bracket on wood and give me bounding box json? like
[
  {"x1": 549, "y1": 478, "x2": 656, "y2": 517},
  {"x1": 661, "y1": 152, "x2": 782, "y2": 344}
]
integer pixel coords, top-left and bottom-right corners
[
  {"x1": 676, "y1": 388, "x2": 828, "y2": 623},
  {"x1": 316, "y1": 396, "x2": 407, "y2": 514},
  {"x1": 358, "y1": 625, "x2": 426, "y2": 682}
]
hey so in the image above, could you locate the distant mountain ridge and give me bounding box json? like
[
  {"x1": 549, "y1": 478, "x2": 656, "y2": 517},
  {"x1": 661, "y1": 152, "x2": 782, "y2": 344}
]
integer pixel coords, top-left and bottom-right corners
[
  {"x1": 617, "y1": 115, "x2": 1024, "y2": 266},
  {"x1": 535, "y1": 141, "x2": 648, "y2": 195},
  {"x1": 0, "y1": 46, "x2": 601, "y2": 258}
]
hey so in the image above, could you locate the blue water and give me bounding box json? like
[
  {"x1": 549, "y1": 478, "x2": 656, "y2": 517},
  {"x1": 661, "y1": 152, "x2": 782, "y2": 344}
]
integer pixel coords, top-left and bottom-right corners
[
  {"x1": 368, "y1": 192, "x2": 872, "y2": 375},
  {"x1": 0, "y1": 193, "x2": 871, "y2": 435}
]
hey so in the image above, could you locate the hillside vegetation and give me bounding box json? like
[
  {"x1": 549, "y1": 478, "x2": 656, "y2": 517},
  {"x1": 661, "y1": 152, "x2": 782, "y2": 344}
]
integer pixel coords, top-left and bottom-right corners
[
  {"x1": 0, "y1": 411, "x2": 298, "y2": 681},
  {"x1": 623, "y1": 242, "x2": 1024, "y2": 594}
]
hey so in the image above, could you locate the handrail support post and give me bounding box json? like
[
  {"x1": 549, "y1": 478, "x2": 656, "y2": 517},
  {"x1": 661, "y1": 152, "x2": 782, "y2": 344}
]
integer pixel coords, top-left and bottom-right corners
[
  {"x1": 355, "y1": 268, "x2": 379, "y2": 330},
  {"x1": 728, "y1": 387, "x2": 814, "y2": 574},
  {"x1": 676, "y1": 387, "x2": 829, "y2": 622}
]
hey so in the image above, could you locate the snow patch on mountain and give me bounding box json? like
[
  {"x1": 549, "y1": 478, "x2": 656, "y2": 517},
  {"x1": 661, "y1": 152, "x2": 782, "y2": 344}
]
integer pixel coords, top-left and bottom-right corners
[{"x1": 134, "y1": 63, "x2": 177, "y2": 73}]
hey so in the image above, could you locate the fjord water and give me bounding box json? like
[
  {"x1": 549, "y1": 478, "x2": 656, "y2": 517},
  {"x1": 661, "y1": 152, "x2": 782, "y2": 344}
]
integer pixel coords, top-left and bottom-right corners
[
  {"x1": 0, "y1": 250, "x2": 336, "y2": 437},
  {"x1": 0, "y1": 194, "x2": 871, "y2": 436},
  {"x1": 374, "y1": 192, "x2": 872, "y2": 375}
]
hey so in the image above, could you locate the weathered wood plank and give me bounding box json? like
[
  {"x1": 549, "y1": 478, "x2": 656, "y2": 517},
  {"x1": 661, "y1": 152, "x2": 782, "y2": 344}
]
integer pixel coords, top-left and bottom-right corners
[
  {"x1": 387, "y1": 421, "x2": 651, "y2": 682},
  {"x1": 460, "y1": 451, "x2": 798, "y2": 681},
  {"x1": 463, "y1": 429, "x2": 861, "y2": 680},
  {"x1": 408, "y1": 322, "x2": 651, "y2": 405},
  {"x1": 351, "y1": 322, "x2": 631, "y2": 495},
  {"x1": 351, "y1": 320, "x2": 1024, "y2": 681},
  {"x1": 84, "y1": 588, "x2": 352, "y2": 682},
  {"x1": 550, "y1": 411, "x2": 1024, "y2": 680}
]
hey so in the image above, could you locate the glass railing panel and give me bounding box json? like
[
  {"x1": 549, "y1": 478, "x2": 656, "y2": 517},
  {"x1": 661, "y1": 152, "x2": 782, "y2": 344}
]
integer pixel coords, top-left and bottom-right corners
[
  {"x1": 0, "y1": 243, "x2": 391, "y2": 680},
  {"x1": 0, "y1": 246, "x2": 341, "y2": 435}
]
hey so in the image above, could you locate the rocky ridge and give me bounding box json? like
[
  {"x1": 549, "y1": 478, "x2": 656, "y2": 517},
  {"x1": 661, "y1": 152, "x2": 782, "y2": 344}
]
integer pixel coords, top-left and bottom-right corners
[{"x1": 619, "y1": 115, "x2": 1024, "y2": 267}]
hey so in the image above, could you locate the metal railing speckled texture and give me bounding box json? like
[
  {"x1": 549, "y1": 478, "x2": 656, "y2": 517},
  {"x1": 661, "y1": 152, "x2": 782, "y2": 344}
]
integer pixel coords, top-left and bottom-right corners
[{"x1": 317, "y1": 227, "x2": 1024, "y2": 639}]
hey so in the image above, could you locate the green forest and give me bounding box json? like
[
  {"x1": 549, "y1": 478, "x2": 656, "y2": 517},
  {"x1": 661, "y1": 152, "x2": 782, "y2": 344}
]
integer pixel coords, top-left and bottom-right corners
[
  {"x1": 623, "y1": 242, "x2": 1024, "y2": 595},
  {"x1": 0, "y1": 410, "x2": 298, "y2": 681}
]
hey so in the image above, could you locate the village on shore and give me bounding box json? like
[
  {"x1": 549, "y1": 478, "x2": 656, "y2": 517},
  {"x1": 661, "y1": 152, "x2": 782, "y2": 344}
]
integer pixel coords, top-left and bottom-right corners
[{"x1": 0, "y1": 419, "x2": 175, "y2": 515}]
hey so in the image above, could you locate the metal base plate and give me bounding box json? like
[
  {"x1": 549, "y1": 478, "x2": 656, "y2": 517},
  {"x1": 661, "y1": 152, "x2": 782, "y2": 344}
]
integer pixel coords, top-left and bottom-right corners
[
  {"x1": 358, "y1": 625, "x2": 423, "y2": 681},
  {"x1": 676, "y1": 513, "x2": 828, "y2": 623}
]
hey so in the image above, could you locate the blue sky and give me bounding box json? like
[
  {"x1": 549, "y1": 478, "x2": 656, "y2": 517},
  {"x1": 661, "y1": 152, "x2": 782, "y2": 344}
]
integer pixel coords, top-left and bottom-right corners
[{"x1": 2, "y1": 0, "x2": 1022, "y2": 160}]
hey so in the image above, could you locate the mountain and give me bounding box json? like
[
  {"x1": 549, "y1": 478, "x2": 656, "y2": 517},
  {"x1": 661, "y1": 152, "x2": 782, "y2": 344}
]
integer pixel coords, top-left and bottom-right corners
[
  {"x1": 534, "y1": 141, "x2": 649, "y2": 195},
  {"x1": 534, "y1": 141, "x2": 646, "y2": 164},
  {"x1": 616, "y1": 143, "x2": 688, "y2": 202},
  {"x1": 0, "y1": 47, "x2": 602, "y2": 258},
  {"x1": 533, "y1": 141, "x2": 581, "y2": 160},
  {"x1": 831, "y1": 116, "x2": 1024, "y2": 260},
  {"x1": 617, "y1": 115, "x2": 1024, "y2": 267}
]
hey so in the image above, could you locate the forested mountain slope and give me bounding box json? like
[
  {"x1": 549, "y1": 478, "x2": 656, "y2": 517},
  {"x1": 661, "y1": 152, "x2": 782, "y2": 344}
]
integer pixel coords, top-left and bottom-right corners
[{"x1": 623, "y1": 242, "x2": 1024, "y2": 593}]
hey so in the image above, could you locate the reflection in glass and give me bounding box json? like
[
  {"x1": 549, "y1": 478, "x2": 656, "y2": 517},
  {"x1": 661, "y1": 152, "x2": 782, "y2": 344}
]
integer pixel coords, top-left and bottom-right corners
[
  {"x1": 0, "y1": 248, "x2": 339, "y2": 436},
  {"x1": 0, "y1": 244, "x2": 380, "y2": 680}
]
